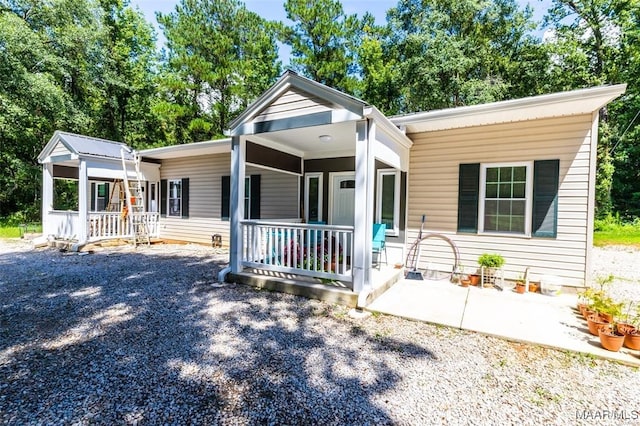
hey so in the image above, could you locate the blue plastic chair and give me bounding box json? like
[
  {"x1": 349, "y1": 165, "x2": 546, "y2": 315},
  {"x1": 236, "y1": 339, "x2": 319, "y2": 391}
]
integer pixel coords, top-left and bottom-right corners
[
  {"x1": 307, "y1": 220, "x2": 325, "y2": 247},
  {"x1": 372, "y1": 223, "x2": 387, "y2": 268}
]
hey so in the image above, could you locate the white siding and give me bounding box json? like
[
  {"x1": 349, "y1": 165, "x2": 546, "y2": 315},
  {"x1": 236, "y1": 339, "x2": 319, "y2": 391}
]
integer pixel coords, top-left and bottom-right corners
[
  {"x1": 406, "y1": 114, "x2": 595, "y2": 287},
  {"x1": 158, "y1": 154, "x2": 299, "y2": 246},
  {"x1": 254, "y1": 88, "x2": 332, "y2": 123},
  {"x1": 51, "y1": 142, "x2": 71, "y2": 157}
]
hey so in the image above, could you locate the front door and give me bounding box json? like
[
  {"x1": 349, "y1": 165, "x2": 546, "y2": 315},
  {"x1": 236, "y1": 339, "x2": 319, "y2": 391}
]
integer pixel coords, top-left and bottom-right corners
[{"x1": 330, "y1": 172, "x2": 355, "y2": 226}]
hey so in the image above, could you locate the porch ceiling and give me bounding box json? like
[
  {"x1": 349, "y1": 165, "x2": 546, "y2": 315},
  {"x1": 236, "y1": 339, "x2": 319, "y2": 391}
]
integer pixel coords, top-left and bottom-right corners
[{"x1": 248, "y1": 121, "x2": 356, "y2": 159}]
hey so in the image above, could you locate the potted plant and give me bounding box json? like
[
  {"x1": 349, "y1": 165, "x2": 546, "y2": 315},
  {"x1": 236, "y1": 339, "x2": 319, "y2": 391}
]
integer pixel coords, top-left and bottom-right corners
[
  {"x1": 622, "y1": 303, "x2": 640, "y2": 350},
  {"x1": 478, "y1": 253, "x2": 505, "y2": 287},
  {"x1": 598, "y1": 323, "x2": 625, "y2": 352},
  {"x1": 457, "y1": 265, "x2": 471, "y2": 287},
  {"x1": 515, "y1": 275, "x2": 526, "y2": 294},
  {"x1": 586, "y1": 313, "x2": 610, "y2": 336},
  {"x1": 468, "y1": 273, "x2": 481, "y2": 286}
]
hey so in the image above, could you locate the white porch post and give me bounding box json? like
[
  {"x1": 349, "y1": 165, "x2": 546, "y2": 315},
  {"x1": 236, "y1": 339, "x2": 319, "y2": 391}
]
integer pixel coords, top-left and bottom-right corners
[
  {"x1": 77, "y1": 159, "x2": 88, "y2": 242},
  {"x1": 353, "y1": 119, "x2": 375, "y2": 295},
  {"x1": 230, "y1": 136, "x2": 246, "y2": 273},
  {"x1": 42, "y1": 163, "x2": 54, "y2": 236}
]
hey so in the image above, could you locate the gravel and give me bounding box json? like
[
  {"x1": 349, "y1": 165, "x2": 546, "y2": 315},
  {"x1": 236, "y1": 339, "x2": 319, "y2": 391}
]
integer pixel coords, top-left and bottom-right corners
[{"x1": 1, "y1": 239, "x2": 639, "y2": 425}]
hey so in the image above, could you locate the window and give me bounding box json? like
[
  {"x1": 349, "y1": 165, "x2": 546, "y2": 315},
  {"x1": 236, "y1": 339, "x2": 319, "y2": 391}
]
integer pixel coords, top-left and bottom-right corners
[
  {"x1": 304, "y1": 173, "x2": 323, "y2": 222},
  {"x1": 161, "y1": 178, "x2": 190, "y2": 218},
  {"x1": 458, "y1": 161, "x2": 559, "y2": 238},
  {"x1": 479, "y1": 163, "x2": 533, "y2": 235},
  {"x1": 221, "y1": 175, "x2": 260, "y2": 221},
  {"x1": 376, "y1": 169, "x2": 400, "y2": 235},
  {"x1": 244, "y1": 177, "x2": 251, "y2": 219},
  {"x1": 93, "y1": 183, "x2": 107, "y2": 211},
  {"x1": 149, "y1": 182, "x2": 158, "y2": 212},
  {"x1": 168, "y1": 180, "x2": 182, "y2": 217}
]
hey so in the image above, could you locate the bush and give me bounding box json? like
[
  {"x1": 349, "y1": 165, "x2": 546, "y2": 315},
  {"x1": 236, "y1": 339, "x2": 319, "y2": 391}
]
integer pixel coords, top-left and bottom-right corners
[{"x1": 478, "y1": 253, "x2": 505, "y2": 268}]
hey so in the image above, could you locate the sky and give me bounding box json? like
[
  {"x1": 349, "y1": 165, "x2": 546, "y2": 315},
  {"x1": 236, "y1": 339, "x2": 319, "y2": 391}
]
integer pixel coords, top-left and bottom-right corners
[{"x1": 131, "y1": 0, "x2": 555, "y2": 65}]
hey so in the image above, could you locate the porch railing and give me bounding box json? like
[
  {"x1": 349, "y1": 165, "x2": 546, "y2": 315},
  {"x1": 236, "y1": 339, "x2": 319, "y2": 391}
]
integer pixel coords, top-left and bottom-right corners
[
  {"x1": 241, "y1": 220, "x2": 354, "y2": 286},
  {"x1": 88, "y1": 212, "x2": 160, "y2": 241}
]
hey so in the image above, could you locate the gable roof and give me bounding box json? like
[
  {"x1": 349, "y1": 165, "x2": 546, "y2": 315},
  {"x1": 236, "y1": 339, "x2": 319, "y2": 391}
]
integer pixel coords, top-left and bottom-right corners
[
  {"x1": 38, "y1": 131, "x2": 133, "y2": 163},
  {"x1": 391, "y1": 84, "x2": 627, "y2": 133},
  {"x1": 226, "y1": 70, "x2": 369, "y2": 137}
]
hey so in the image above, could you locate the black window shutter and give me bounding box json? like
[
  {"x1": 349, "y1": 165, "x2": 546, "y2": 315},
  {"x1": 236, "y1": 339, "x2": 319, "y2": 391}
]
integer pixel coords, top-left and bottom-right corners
[
  {"x1": 160, "y1": 179, "x2": 167, "y2": 217},
  {"x1": 90, "y1": 183, "x2": 96, "y2": 211},
  {"x1": 457, "y1": 163, "x2": 480, "y2": 233},
  {"x1": 532, "y1": 159, "x2": 559, "y2": 238},
  {"x1": 221, "y1": 176, "x2": 230, "y2": 221},
  {"x1": 250, "y1": 174, "x2": 261, "y2": 219},
  {"x1": 104, "y1": 183, "x2": 109, "y2": 211},
  {"x1": 181, "y1": 178, "x2": 189, "y2": 218}
]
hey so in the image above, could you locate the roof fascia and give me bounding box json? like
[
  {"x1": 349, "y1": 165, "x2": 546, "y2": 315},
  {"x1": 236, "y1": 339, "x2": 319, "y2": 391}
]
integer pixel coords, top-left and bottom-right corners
[{"x1": 391, "y1": 84, "x2": 627, "y2": 130}]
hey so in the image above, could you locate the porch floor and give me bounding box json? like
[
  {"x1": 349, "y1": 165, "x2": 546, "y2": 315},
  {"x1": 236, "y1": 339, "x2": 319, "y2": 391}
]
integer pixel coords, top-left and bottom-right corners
[
  {"x1": 228, "y1": 265, "x2": 403, "y2": 308},
  {"x1": 367, "y1": 278, "x2": 640, "y2": 366}
]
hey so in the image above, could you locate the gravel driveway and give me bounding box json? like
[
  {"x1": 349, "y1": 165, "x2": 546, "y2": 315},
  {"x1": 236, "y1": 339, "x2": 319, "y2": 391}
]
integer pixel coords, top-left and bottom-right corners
[{"x1": 1, "y1": 239, "x2": 639, "y2": 425}]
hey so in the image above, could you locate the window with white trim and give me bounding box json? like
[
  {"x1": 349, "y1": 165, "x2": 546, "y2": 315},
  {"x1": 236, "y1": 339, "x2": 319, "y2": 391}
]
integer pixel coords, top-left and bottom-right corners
[
  {"x1": 304, "y1": 173, "x2": 323, "y2": 223},
  {"x1": 479, "y1": 163, "x2": 533, "y2": 235},
  {"x1": 95, "y1": 183, "x2": 107, "y2": 211},
  {"x1": 376, "y1": 169, "x2": 400, "y2": 235},
  {"x1": 168, "y1": 179, "x2": 182, "y2": 217},
  {"x1": 244, "y1": 177, "x2": 251, "y2": 219}
]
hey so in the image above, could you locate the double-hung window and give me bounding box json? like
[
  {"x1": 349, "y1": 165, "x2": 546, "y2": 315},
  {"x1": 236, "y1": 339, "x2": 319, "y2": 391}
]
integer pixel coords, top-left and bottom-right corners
[
  {"x1": 376, "y1": 169, "x2": 400, "y2": 235},
  {"x1": 479, "y1": 163, "x2": 533, "y2": 235},
  {"x1": 168, "y1": 179, "x2": 182, "y2": 217},
  {"x1": 458, "y1": 160, "x2": 559, "y2": 238}
]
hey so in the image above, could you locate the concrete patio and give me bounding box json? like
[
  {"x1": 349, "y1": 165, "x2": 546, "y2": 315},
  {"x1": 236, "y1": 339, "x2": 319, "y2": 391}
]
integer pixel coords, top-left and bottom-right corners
[{"x1": 367, "y1": 278, "x2": 640, "y2": 366}]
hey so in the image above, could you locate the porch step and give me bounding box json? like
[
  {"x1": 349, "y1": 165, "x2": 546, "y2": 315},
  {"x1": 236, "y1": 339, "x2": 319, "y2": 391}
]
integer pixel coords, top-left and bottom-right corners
[{"x1": 227, "y1": 271, "x2": 358, "y2": 307}]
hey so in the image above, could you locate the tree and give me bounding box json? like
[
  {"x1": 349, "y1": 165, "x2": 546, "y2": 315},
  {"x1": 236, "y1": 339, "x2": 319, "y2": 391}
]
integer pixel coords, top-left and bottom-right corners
[
  {"x1": 384, "y1": 0, "x2": 544, "y2": 112},
  {"x1": 282, "y1": 0, "x2": 367, "y2": 94},
  {"x1": 543, "y1": 0, "x2": 633, "y2": 217},
  {"x1": 0, "y1": 0, "x2": 96, "y2": 219},
  {"x1": 92, "y1": 0, "x2": 158, "y2": 147},
  {"x1": 156, "y1": 0, "x2": 281, "y2": 142}
]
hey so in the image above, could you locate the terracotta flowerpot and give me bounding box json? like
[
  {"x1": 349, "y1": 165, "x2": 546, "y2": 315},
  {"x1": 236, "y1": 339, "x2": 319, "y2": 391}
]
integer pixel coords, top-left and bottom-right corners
[
  {"x1": 577, "y1": 303, "x2": 587, "y2": 315},
  {"x1": 623, "y1": 330, "x2": 640, "y2": 350},
  {"x1": 582, "y1": 309, "x2": 595, "y2": 320},
  {"x1": 599, "y1": 312, "x2": 614, "y2": 323},
  {"x1": 515, "y1": 283, "x2": 526, "y2": 294},
  {"x1": 617, "y1": 323, "x2": 636, "y2": 335},
  {"x1": 528, "y1": 283, "x2": 539, "y2": 293},
  {"x1": 469, "y1": 274, "x2": 480, "y2": 286},
  {"x1": 460, "y1": 279, "x2": 470, "y2": 287},
  {"x1": 586, "y1": 314, "x2": 610, "y2": 336},
  {"x1": 598, "y1": 326, "x2": 625, "y2": 352}
]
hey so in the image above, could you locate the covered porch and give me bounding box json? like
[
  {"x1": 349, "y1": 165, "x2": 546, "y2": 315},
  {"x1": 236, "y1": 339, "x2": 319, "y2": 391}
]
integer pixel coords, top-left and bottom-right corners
[
  {"x1": 222, "y1": 71, "x2": 412, "y2": 305},
  {"x1": 37, "y1": 132, "x2": 161, "y2": 247}
]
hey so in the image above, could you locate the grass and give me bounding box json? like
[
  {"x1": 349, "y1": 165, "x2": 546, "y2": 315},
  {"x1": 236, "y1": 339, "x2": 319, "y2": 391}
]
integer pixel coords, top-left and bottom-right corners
[
  {"x1": 594, "y1": 228, "x2": 640, "y2": 247},
  {"x1": 594, "y1": 216, "x2": 640, "y2": 248},
  {"x1": 0, "y1": 223, "x2": 42, "y2": 239}
]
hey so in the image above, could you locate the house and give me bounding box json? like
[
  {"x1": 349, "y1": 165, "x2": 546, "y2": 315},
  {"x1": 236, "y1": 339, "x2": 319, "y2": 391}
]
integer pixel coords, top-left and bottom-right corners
[{"x1": 38, "y1": 71, "x2": 626, "y2": 305}]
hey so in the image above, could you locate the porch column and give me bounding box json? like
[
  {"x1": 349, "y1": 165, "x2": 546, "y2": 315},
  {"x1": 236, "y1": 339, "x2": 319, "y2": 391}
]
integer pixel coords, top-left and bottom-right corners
[
  {"x1": 353, "y1": 119, "x2": 376, "y2": 294},
  {"x1": 77, "y1": 159, "x2": 88, "y2": 242},
  {"x1": 230, "y1": 136, "x2": 246, "y2": 273},
  {"x1": 42, "y1": 163, "x2": 54, "y2": 236}
]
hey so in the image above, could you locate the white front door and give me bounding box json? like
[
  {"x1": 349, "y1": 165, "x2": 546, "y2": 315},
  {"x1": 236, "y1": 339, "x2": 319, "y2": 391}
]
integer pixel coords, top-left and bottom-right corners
[{"x1": 330, "y1": 173, "x2": 355, "y2": 226}]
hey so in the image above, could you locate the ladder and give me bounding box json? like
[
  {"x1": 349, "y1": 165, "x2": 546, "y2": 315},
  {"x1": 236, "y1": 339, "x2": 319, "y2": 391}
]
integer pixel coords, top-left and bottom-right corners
[{"x1": 121, "y1": 147, "x2": 150, "y2": 246}]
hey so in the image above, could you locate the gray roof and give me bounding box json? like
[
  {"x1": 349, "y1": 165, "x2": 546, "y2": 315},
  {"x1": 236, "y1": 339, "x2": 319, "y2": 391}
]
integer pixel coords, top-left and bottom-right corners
[{"x1": 39, "y1": 131, "x2": 134, "y2": 162}]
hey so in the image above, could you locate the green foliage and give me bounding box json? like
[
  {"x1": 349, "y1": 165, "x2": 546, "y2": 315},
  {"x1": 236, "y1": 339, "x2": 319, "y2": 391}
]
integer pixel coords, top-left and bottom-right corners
[
  {"x1": 478, "y1": 253, "x2": 505, "y2": 268},
  {"x1": 281, "y1": 0, "x2": 367, "y2": 94},
  {"x1": 156, "y1": 0, "x2": 281, "y2": 141},
  {"x1": 594, "y1": 214, "x2": 640, "y2": 247},
  {"x1": 383, "y1": 0, "x2": 544, "y2": 112}
]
